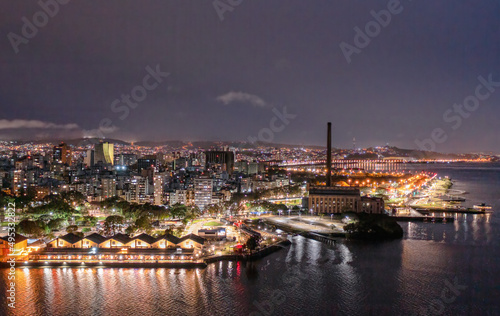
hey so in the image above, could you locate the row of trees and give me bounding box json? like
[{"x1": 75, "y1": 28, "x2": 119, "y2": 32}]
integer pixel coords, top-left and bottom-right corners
[
  {"x1": 97, "y1": 199, "x2": 203, "y2": 236},
  {"x1": 16, "y1": 213, "x2": 167, "y2": 239},
  {"x1": 204, "y1": 199, "x2": 302, "y2": 218},
  {"x1": 9, "y1": 194, "x2": 203, "y2": 238},
  {"x1": 100, "y1": 197, "x2": 201, "y2": 222},
  {"x1": 16, "y1": 218, "x2": 89, "y2": 239},
  {"x1": 229, "y1": 184, "x2": 303, "y2": 202}
]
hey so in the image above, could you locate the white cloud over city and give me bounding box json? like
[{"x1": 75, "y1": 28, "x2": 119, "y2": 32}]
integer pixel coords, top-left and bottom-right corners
[
  {"x1": 216, "y1": 91, "x2": 267, "y2": 107},
  {"x1": 0, "y1": 119, "x2": 79, "y2": 130}
]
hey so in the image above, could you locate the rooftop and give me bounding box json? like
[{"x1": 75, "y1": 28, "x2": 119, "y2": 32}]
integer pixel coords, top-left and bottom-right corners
[
  {"x1": 309, "y1": 186, "x2": 360, "y2": 196},
  {"x1": 84, "y1": 233, "x2": 107, "y2": 244},
  {"x1": 179, "y1": 234, "x2": 206, "y2": 245},
  {"x1": 59, "y1": 233, "x2": 83, "y2": 244},
  {"x1": 133, "y1": 233, "x2": 157, "y2": 245},
  {"x1": 1, "y1": 233, "x2": 28, "y2": 244}
]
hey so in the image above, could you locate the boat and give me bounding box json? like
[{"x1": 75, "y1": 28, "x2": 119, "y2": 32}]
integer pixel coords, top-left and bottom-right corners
[
  {"x1": 441, "y1": 196, "x2": 466, "y2": 202},
  {"x1": 473, "y1": 203, "x2": 492, "y2": 210}
]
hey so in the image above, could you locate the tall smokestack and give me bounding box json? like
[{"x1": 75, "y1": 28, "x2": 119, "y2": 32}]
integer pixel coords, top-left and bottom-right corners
[{"x1": 326, "y1": 122, "x2": 332, "y2": 187}]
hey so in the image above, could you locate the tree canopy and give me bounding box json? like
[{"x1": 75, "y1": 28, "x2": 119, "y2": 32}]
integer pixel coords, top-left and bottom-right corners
[
  {"x1": 245, "y1": 235, "x2": 261, "y2": 251},
  {"x1": 16, "y1": 219, "x2": 45, "y2": 238},
  {"x1": 101, "y1": 215, "x2": 125, "y2": 236},
  {"x1": 344, "y1": 214, "x2": 403, "y2": 240}
]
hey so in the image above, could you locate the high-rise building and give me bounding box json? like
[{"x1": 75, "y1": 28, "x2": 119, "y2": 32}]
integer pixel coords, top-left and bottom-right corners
[
  {"x1": 100, "y1": 177, "x2": 117, "y2": 200},
  {"x1": 128, "y1": 176, "x2": 148, "y2": 204},
  {"x1": 84, "y1": 149, "x2": 95, "y2": 167},
  {"x1": 205, "y1": 151, "x2": 234, "y2": 175},
  {"x1": 137, "y1": 157, "x2": 156, "y2": 173},
  {"x1": 116, "y1": 153, "x2": 137, "y2": 166},
  {"x1": 235, "y1": 160, "x2": 249, "y2": 174},
  {"x1": 53, "y1": 146, "x2": 62, "y2": 162},
  {"x1": 95, "y1": 142, "x2": 114, "y2": 165},
  {"x1": 12, "y1": 170, "x2": 24, "y2": 196},
  {"x1": 153, "y1": 174, "x2": 164, "y2": 205},
  {"x1": 248, "y1": 162, "x2": 265, "y2": 175},
  {"x1": 169, "y1": 189, "x2": 195, "y2": 206},
  {"x1": 53, "y1": 142, "x2": 72, "y2": 165},
  {"x1": 194, "y1": 176, "x2": 213, "y2": 210},
  {"x1": 32, "y1": 153, "x2": 46, "y2": 169}
]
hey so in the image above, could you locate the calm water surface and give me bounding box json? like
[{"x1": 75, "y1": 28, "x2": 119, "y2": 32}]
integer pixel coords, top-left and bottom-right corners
[{"x1": 1, "y1": 163, "x2": 500, "y2": 316}]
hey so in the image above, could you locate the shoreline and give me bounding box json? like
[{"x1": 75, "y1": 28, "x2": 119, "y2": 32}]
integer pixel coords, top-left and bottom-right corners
[
  {"x1": 0, "y1": 240, "x2": 292, "y2": 269},
  {"x1": 409, "y1": 177, "x2": 493, "y2": 214},
  {"x1": 0, "y1": 261, "x2": 208, "y2": 269},
  {"x1": 263, "y1": 217, "x2": 347, "y2": 237}
]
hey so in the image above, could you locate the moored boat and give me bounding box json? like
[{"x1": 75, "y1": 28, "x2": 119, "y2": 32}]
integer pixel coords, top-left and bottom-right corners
[{"x1": 473, "y1": 203, "x2": 492, "y2": 210}]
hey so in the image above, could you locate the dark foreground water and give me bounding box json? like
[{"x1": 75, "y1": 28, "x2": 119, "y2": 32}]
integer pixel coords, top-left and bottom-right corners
[{"x1": 1, "y1": 164, "x2": 500, "y2": 316}]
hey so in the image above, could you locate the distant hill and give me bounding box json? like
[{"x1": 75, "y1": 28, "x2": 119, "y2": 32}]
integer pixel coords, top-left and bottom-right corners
[
  {"x1": 10, "y1": 138, "x2": 130, "y2": 146},
  {"x1": 134, "y1": 140, "x2": 325, "y2": 150},
  {"x1": 4, "y1": 138, "x2": 496, "y2": 160},
  {"x1": 366, "y1": 146, "x2": 482, "y2": 160},
  {"x1": 64, "y1": 138, "x2": 131, "y2": 146},
  {"x1": 134, "y1": 140, "x2": 188, "y2": 148}
]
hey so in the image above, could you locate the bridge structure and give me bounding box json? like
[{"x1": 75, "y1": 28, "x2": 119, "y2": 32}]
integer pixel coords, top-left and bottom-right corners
[
  {"x1": 272, "y1": 160, "x2": 409, "y2": 173},
  {"x1": 274, "y1": 159, "x2": 408, "y2": 167}
]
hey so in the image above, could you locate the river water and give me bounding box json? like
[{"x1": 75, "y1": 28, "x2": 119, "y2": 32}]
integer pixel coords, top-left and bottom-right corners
[{"x1": 1, "y1": 163, "x2": 499, "y2": 316}]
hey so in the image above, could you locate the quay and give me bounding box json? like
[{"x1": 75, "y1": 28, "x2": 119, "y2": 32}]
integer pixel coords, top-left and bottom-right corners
[
  {"x1": 391, "y1": 215, "x2": 454, "y2": 223},
  {"x1": 0, "y1": 261, "x2": 207, "y2": 269},
  {"x1": 301, "y1": 232, "x2": 337, "y2": 246},
  {"x1": 261, "y1": 217, "x2": 344, "y2": 246},
  {"x1": 204, "y1": 240, "x2": 291, "y2": 263},
  {"x1": 414, "y1": 208, "x2": 491, "y2": 215},
  {"x1": 1, "y1": 239, "x2": 292, "y2": 269},
  {"x1": 390, "y1": 208, "x2": 454, "y2": 222}
]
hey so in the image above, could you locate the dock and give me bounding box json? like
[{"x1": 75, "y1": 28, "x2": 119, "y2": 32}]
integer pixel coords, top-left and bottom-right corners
[
  {"x1": 301, "y1": 232, "x2": 337, "y2": 245},
  {"x1": 391, "y1": 215, "x2": 454, "y2": 223},
  {"x1": 415, "y1": 208, "x2": 490, "y2": 215},
  {"x1": 390, "y1": 208, "x2": 454, "y2": 223},
  {"x1": 1, "y1": 261, "x2": 208, "y2": 269}
]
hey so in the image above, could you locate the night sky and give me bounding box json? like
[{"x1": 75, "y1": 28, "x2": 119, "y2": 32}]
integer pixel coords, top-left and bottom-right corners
[{"x1": 1, "y1": 1, "x2": 499, "y2": 152}]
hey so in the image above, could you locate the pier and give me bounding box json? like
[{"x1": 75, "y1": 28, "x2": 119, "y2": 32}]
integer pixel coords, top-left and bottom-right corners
[
  {"x1": 392, "y1": 215, "x2": 454, "y2": 223},
  {"x1": 301, "y1": 232, "x2": 337, "y2": 245},
  {"x1": 415, "y1": 208, "x2": 490, "y2": 215},
  {"x1": 390, "y1": 208, "x2": 454, "y2": 223}
]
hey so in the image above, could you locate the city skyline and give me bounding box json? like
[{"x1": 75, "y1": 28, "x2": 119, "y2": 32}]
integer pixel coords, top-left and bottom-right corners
[{"x1": 1, "y1": 1, "x2": 500, "y2": 152}]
